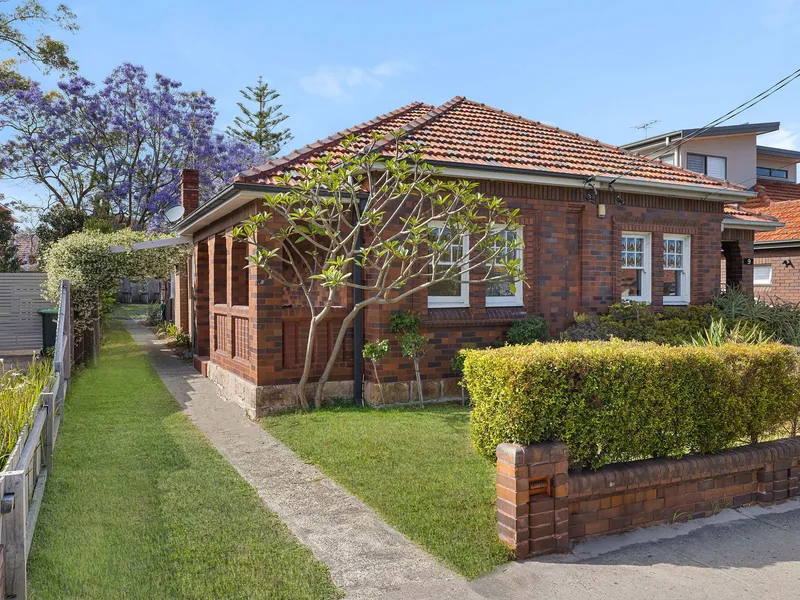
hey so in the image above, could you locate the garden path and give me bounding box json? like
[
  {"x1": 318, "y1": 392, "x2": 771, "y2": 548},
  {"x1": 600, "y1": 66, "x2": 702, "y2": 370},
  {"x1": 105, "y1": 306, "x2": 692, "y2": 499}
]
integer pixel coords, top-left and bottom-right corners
[
  {"x1": 124, "y1": 321, "x2": 480, "y2": 600},
  {"x1": 127, "y1": 321, "x2": 800, "y2": 600}
]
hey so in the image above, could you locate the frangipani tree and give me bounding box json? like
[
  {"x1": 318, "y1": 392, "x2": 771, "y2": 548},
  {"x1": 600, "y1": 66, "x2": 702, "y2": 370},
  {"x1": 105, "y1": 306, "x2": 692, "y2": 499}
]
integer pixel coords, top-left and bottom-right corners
[{"x1": 232, "y1": 134, "x2": 524, "y2": 409}]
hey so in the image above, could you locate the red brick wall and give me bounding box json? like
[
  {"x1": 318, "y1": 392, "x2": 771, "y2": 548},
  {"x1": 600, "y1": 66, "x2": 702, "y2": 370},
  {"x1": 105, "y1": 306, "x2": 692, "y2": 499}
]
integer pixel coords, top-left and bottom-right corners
[
  {"x1": 497, "y1": 438, "x2": 800, "y2": 558},
  {"x1": 754, "y1": 247, "x2": 800, "y2": 302},
  {"x1": 193, "y1": 182, "x2": 726, "y2": 391}
]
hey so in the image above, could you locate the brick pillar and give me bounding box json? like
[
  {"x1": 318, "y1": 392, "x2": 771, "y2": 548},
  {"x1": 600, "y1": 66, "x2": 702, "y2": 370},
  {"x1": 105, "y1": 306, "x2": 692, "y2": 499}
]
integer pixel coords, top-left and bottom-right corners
[
  {"x1": 496, "y1": 442, "x2": 570, "y2": 558},
  {"x1": 193, "y1": 241, "x2": 210, "y2": 356},
  {"x1": 181, "y1": 169, "x2": 200, "y2": 216},
  {"x1": 174, "y1": 259, "x2": 190, "y2": 333}
]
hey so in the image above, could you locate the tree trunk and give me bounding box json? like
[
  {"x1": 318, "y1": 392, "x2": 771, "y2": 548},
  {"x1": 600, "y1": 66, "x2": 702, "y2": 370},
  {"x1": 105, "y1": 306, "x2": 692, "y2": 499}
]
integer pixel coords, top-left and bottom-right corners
[
  {"x1": 314, "y1": 308, "x2": 359, "y2": 408},
  {"x1": 372, "y1": 362, "x2": 385, "y2": 404},
  {"x1": 413, "y1": 357, "x2": 424, "y2": 407},
  {"x1": 297, "y1": 316, "x2": 320, "y2": 410}
]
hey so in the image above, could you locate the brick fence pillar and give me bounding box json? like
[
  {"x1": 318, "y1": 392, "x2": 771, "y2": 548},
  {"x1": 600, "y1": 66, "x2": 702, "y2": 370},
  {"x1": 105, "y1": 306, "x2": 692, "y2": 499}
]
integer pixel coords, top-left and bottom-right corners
[{"x1": 496, "y1": 442, "x2": 569, "y2": 558}]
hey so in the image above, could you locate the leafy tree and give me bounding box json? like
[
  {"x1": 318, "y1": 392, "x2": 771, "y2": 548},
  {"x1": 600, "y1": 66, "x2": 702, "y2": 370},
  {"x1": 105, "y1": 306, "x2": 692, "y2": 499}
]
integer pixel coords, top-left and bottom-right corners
[
  {"x1": 0, "y1": 208, "x2": 20, "y2": 272},
  {"x1": 362, "y1": 339, "x2": 389, "y2": 404},
  {"x1": 227, "y1": 76, "x2": 292, "y2": 158},
  {"x1": 42, "y1": 228, "x2": 189, "y2": 332},
  {"x1": 0, "y1": 1, "x2": 79, "y2": 73},
  {"x1": 35, "y1": 204, "x2": 85, "y2": 256},
  {"x1": 232, "y1": 135, "x2": 524, "y2": 408},
  {"x1": 0, "y1": 63, "x2": 266, "y2": 227},
  {"x1": 389, "y1": 313, "x2": 430, "y2": 407}
]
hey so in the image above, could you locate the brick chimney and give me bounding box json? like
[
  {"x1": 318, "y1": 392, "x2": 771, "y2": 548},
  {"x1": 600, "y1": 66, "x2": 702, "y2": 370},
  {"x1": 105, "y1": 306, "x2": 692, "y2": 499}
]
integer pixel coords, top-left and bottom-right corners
[{"x1": 180, "y1": 168, "x2": 200, "y2": 217}]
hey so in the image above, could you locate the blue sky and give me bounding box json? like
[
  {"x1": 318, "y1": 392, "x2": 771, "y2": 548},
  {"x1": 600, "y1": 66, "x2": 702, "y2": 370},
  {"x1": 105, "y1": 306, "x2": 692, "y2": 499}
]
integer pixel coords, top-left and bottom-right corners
[{"x1": 4, "y1": 0, "x2": 800, "y2": 214}]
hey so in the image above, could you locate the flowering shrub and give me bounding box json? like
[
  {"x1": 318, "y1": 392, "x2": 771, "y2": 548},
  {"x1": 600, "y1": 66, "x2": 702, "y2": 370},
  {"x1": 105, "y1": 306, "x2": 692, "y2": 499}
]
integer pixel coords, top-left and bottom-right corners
[{"x1": 43, "y1": 229, "x2": 189, "y2": 332}]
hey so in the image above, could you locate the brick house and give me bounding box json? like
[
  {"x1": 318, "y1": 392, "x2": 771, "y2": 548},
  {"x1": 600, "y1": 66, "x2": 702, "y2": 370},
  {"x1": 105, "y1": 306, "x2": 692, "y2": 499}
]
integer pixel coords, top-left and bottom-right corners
[
  {"x1": 171, "y1": 97, "x2": 779, "y2": 416},
  {"x1": 747, "y1": 180, "x2": 800, "y2": 301},
  {"x1": 622, "y1": 122, "x2": 800, "y2": 298}
]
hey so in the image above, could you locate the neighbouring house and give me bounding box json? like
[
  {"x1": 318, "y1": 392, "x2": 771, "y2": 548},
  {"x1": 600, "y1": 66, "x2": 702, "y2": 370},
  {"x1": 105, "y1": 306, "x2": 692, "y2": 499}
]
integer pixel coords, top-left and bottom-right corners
[
  {"x1": 622, "y1": 122, "x2": 800, "y2": 294},
  {"x1": 14, "y1": 232, "x2": 39, "y2": 270},
  {"x1": 171, "y1": 97, "x2": 780, "y2": 416}
]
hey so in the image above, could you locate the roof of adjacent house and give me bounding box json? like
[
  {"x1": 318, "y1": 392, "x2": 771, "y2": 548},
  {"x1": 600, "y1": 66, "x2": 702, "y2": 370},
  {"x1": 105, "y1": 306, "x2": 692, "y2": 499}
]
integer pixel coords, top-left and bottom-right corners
[
  {"x1": 756, "y1": 145, "x2": 800, "y2": 161},
  {"x1": 723, "y1": 204, "x2": 781, "y2": 227},
  {"x1": 754, "y1": 199, "x2": 800, "y2": 242},
  {"x1": 753, "y1": 179, "x2": 800, "y2": 204},
  {"x1": 0, "y1": 201, "x2": 16, "y2": 223},
  {"x1": 621, "y1": 122, "x2": 781, "y2": 153},
  {"x1": 237, "y1": 97, "x2": 748, "y2": 193}
]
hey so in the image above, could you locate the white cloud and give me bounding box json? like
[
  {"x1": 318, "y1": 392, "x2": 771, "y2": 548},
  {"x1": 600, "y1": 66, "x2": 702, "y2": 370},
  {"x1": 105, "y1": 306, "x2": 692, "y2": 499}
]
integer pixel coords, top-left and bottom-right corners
[
  {"x1": 300, "y1": 60, "x2": 415, "y2": 102},
  {"x1": 759, "y1": 128, "x2": 800, "y2": 151}
]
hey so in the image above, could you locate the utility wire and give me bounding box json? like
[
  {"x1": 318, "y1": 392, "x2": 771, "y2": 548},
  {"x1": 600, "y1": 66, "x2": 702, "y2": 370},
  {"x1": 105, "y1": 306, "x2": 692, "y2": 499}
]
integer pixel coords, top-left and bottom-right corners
[{"x1": 609, "y1": 67, "x2": 800, "y2": 186}]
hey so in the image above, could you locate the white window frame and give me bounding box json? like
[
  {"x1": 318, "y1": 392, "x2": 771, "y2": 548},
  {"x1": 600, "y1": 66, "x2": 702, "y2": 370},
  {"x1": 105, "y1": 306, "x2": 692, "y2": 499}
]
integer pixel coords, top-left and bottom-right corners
[
  {"x1": 754, "y1": 264, "x2": 773, "y2": 286},
  {"x1": 486, "y1": 226, "x2": 524, "y2": 308},
  {"x1": 663, "y1": 234, "x2": 691, "y2": 305},
  {"x1": 427, "y1": 223, "x2": 470, "y2": 308},
  {"x1": 621, "y1": 232, "x2": 652, "y2": 304}
]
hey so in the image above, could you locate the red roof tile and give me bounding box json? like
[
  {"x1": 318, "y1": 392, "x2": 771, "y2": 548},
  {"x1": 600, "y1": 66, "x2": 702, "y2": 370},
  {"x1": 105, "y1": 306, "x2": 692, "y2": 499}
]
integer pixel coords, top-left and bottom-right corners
[
  {"x1": 753, "y1": 179, "x2": 800, "y2": 204},
  {"x1": 724, "y1": 204, "x2": 780, "y2": 224},
  {"x1": 238, "y1": 97, "x2": 747, "y2": 193},
  {"x1": 755, "y1": 200, "x2": 800, "y2": 242}
]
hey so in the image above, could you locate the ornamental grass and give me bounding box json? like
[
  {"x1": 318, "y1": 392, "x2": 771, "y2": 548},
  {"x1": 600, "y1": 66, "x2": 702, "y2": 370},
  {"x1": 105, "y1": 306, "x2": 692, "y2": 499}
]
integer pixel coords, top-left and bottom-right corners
[{"x1": 0, "y1": 357, "x2": 52, "y2": 471}]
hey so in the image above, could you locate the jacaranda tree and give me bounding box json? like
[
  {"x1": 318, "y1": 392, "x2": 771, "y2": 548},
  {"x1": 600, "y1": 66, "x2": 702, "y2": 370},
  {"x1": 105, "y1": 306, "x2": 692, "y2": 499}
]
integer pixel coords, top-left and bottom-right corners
[{"x1": 0, "y1": 63, "x2": 266, "y2": 228}]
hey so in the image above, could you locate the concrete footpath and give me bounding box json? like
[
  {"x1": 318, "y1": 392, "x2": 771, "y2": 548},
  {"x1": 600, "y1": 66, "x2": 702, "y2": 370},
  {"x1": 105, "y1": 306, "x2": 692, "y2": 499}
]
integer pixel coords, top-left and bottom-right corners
[{"x1": 126, "y1": 321, "x2": 800, "y2": 600}]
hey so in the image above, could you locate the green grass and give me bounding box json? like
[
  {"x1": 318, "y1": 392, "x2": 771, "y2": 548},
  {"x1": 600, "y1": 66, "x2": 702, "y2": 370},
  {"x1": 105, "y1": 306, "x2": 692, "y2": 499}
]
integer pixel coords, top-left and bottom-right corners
[
  {"x1": 110, "y1": 302, "x2": 154, "y2": 321},
  {"x1": 262, "y1": 405, "x2": 512, "y2": 579},
  {"x1": 28, "y1": 322, "x2": 341, "y2": 600}
]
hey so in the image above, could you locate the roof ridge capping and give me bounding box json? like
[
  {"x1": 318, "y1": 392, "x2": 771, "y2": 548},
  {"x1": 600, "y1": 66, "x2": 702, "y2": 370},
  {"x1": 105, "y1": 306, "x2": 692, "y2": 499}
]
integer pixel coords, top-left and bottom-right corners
[{"x1": 235, "y1": 100, "x2": 433, "y2": 182}]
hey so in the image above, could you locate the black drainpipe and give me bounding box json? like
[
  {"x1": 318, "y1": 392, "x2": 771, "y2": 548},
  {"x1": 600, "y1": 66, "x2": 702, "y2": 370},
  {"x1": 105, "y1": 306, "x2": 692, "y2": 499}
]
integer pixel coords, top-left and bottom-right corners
[{"x1": 353, "y1": 199, "x2": 365, "y2": 407}]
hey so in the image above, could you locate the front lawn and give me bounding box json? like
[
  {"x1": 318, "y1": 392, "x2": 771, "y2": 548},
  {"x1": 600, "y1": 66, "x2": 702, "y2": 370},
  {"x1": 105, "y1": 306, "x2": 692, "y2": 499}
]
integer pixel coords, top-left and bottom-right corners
[
  {"x1": 28, "y1": 322, "x2": 341, "y2": 599},
  {"x1": 262, "y1": 405, "x2": 512, "y2": 578}
]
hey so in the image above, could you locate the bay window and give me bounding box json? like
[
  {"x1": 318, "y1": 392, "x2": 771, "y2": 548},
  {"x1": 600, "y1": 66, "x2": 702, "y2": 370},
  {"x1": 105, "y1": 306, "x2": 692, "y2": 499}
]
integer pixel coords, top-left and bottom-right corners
[
  {"x1": 663, "y1": 234, "x2": 691, "y2": 304},
  {"x1": 621, "y1": 233, "x2": 651, "y2": 303}
]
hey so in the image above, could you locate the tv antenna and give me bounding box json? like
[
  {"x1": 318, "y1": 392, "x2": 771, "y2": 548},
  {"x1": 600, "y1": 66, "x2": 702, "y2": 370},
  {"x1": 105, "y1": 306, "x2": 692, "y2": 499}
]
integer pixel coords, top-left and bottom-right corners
[{"x1": 631, "y1": 119, "x2": 660, "y2": 137}]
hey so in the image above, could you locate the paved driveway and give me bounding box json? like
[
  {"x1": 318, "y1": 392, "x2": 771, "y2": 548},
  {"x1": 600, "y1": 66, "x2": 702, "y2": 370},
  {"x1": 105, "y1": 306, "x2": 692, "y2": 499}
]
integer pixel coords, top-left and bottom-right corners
[{"x1": 469, "y1": 502, "x2": 800, "y2": 600}]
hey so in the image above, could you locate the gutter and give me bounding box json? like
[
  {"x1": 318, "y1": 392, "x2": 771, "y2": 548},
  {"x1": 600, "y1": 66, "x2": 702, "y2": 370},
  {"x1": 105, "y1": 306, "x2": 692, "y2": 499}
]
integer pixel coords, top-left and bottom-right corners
[
  {"x1": 754, "y1": 238, "x2": 800, "y2": 250},
  {"x1": 722, "y1": 217, "x2": 785, "y2": 232}
]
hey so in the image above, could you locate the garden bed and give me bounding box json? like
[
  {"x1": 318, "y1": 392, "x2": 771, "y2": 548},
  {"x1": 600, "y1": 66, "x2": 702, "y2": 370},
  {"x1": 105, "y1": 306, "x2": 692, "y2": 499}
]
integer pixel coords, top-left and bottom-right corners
[{"x1": 262, "y1": 404, "x2": 512, "y2": 578}]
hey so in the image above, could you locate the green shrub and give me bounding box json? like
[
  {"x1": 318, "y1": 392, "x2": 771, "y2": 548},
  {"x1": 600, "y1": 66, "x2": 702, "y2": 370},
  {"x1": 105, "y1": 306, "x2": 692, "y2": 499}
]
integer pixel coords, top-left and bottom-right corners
[
  {"x1": 506, "y1": 316, "x2": 550, "y2": 344},
  {"x1": 713, "y1": 287, "x2": 800, "y2": 345},
  {"x1": 687, "y1": 318, "x2": 772, "y2": 346},
  {"x1": 561, "y1": 303, "x2": 740, "y2": 345},
  {"x1": 464, "y1": 341, "x2": 800, "y2": 469}
]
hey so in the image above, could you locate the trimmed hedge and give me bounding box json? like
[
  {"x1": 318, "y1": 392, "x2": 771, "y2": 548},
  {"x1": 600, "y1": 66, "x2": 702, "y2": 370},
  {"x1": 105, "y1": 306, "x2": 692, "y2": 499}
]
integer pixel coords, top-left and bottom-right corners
[{"x1": 464, "y1": 341, "x2": 800, "y2": 469}]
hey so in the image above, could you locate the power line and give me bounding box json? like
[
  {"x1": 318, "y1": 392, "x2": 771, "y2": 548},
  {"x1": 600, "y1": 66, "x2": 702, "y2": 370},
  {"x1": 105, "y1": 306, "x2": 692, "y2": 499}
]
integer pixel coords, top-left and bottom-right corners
[{"x1": 610, "y1": 66, "x2": 800, "y2": 186}]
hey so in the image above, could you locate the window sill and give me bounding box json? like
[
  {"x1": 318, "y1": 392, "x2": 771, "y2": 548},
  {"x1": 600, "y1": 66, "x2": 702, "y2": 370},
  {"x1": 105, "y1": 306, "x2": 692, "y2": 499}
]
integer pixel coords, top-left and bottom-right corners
[{"x1": 663, "y1": 299, "x2": 690, "y2": 306}]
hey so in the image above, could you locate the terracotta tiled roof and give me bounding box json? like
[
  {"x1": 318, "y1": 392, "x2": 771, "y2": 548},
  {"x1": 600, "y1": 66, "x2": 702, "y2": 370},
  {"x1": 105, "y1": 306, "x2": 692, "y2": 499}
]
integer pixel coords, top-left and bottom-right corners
[
  {"x1": 753, "y1": 179, "x2": 800, "y2": 204},
  {"x1": 755, "y1": 200, "x2": 800, "y2": 242},
  {"x1": 724, "y1": 204, "x2": 780, "y2": 224},
  {"x1": 238, "y1": 97, "x2": 747, "y2": 192},
  {"x1": 237, "y1": 101, "x2": 434, "y2": 185},
  {"x1": 0, "y1": 202, "x2": 16, "y2": 223}
]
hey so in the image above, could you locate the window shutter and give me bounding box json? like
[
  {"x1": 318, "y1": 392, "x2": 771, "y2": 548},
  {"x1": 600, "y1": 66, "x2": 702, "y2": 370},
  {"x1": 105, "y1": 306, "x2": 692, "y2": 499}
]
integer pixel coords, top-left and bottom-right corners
[
  {"x1": 686, "y1": 154, "x2": 705, "y2": 173},
  {"x1": 706, "y1": 156, "x2": 727, "y2": 180}
]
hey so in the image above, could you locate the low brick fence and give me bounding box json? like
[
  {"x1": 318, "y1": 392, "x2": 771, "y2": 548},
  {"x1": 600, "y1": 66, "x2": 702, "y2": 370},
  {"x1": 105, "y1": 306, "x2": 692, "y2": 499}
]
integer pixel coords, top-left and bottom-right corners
[{"x1": 496, "y1": 438, "x2": 800, "y2": 558}]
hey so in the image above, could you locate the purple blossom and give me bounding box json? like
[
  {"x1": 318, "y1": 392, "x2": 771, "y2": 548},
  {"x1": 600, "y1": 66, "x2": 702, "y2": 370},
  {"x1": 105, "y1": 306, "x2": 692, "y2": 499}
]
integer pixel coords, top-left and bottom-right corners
[{"x1": 0, "y1": 62, "x2": 263, "y2": 230}]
